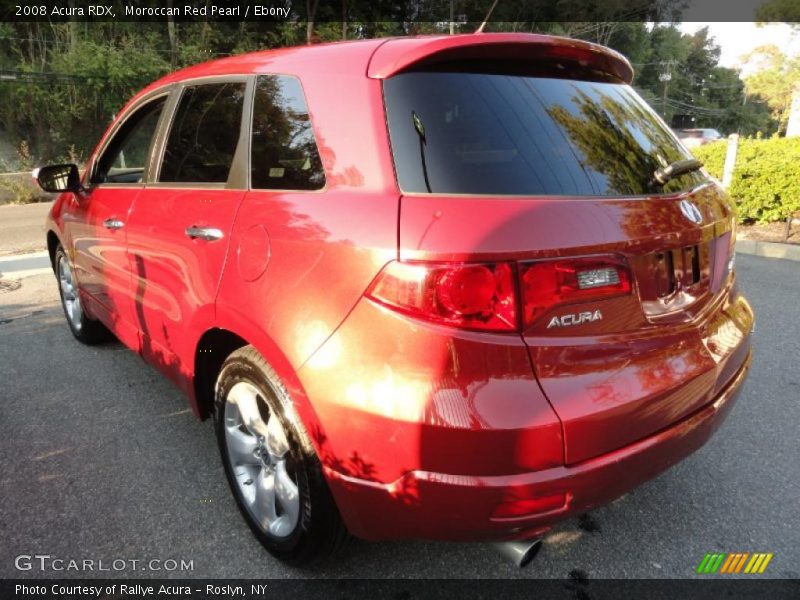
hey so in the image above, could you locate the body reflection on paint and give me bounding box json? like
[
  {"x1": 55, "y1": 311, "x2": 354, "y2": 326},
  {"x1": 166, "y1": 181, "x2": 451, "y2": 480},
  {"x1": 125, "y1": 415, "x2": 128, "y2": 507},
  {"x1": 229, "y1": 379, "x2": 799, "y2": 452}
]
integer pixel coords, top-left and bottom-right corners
[{"x1": 42, "y1": 33, "x2": 753, "y2": 548}]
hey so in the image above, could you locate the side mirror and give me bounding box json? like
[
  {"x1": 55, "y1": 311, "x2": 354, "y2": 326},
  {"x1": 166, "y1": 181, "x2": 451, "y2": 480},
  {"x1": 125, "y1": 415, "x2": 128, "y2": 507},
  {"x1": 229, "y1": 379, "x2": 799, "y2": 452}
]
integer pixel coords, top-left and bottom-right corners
[{"x1": 33, "y1": 163, "x2": 82, "y2": 194}]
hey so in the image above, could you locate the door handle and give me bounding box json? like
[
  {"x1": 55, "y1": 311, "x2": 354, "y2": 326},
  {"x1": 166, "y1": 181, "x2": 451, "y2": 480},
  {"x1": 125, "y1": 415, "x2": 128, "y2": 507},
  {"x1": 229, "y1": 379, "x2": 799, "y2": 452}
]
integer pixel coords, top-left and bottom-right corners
[
  {"x1": 185, "y1": 226, "x2": 224, "y2": 242},
  {"x1": 103, "y1": 218, "x2": 124, "y2": 230}
]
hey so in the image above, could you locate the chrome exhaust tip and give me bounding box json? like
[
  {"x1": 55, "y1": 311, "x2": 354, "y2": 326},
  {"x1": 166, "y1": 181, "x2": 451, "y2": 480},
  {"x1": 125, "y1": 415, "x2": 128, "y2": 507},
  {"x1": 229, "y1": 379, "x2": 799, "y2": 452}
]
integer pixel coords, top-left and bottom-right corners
[{"x1": 492, "y1": 538, "x2": 543, "y2": 568}]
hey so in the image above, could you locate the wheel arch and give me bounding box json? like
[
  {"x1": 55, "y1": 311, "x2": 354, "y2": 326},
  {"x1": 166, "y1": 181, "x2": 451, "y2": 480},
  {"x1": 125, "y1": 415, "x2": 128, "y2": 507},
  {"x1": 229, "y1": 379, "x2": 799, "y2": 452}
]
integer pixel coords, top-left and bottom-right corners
[
  {"x1": 193, "y1": 328, "x2": 249, "y2": 420},
  {"x1": 191, "y1": 317, "x2": 332, "y2": 467},
  {"x1": 46, "y1": 229, "x2": 61, "y2": 272}
]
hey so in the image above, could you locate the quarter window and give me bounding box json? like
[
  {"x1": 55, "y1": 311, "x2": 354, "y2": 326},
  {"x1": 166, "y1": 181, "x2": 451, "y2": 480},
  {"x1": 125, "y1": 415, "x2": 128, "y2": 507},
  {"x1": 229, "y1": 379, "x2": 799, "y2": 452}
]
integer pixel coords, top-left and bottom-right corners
[
  {"x1": 250, "y1": 75, "x2": 325, "y2": 190},
  {"x1": 92, "y1": 96, "x2": 165, "y2": 184},
  {"x1": 159, "y1": 82, "x2": 246, "y2": 183}
]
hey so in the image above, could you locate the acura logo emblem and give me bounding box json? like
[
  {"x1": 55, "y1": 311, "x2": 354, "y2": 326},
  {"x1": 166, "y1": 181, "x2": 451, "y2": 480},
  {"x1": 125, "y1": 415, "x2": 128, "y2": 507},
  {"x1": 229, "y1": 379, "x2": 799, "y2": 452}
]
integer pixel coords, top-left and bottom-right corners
[{"x1": 679, "y1": 200, "x2": 703, "y2": 224}]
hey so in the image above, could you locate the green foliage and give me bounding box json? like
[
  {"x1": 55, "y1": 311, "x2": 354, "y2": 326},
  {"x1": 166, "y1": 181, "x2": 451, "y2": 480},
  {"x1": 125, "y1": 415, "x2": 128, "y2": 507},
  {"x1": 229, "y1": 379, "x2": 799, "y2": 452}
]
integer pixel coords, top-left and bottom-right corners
[
  {"x1": 0, "y1": 24, "x2": 172, "y2": 167},
  {"x1": 756, "y1": 0, "x2": 800, "y2": 24},
  {"x1": 0, "y1": 141, "x2": 50, "y2": 205},
  {"x1": 0, "y1": 10, "x2": 783, "y2": 179},
  {"x1": 691, "y1": 140, "x2": 726, "y2": 178},
  {"x1": 741, "y1": 45, "x2": 800, "y2": 134},
  {"x1": 630, "y1": 24, "x2": 778, "y2": 136},
  {"x1": 693, "y1": 137, "x2": 800, "y2": 223},
  {"x1": 0, "y1": 174, "x2": 48, "y2": 205}
]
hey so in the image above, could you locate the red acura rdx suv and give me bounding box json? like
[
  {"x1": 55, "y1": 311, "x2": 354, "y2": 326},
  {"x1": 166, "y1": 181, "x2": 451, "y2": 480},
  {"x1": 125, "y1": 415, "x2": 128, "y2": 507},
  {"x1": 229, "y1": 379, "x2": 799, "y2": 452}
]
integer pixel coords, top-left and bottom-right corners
[{"x1": 37, "y1": 33, "x2": 753, "y2": 565}]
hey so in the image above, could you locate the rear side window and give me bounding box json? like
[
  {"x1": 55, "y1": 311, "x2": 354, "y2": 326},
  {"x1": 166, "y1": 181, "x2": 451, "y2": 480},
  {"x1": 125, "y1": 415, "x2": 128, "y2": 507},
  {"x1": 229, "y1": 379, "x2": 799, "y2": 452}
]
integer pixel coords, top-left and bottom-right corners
[
  {"x1": 384, "y1": 72, "x2": 706, "y2": 196},
  {"x1": 159, "y1": 82, "x2": 246, "y2": 183},
  {"x1": 250, "y1": 75, "x2": 325, "y2": 190}
]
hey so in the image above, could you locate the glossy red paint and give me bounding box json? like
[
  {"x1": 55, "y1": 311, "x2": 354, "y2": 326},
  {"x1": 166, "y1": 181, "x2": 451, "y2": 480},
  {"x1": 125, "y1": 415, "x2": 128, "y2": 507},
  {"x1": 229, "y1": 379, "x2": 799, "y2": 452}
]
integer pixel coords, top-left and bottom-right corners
[
  {"x1": 44, "y1": 33, "x2": 753, "y2": 543},
  {"x1": 65, "y1": 187, "x2": 142, "y2": 350},
  {"x1": 126, "y1": 187, "x2": 246, "y2": 391},
  {"x1": 325, "y1": 350, "x2": 750, "y2": 541},
  {"x1": 367, "y1": 33, "x2": 634, "y2": 83}
]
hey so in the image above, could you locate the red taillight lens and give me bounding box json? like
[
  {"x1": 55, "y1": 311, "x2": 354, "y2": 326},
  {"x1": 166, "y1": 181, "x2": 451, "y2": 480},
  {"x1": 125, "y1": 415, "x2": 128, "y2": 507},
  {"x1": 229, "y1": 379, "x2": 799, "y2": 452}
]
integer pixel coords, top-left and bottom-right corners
[
  {"x1": 520, "y1": 258, "x2": 631, "y2": 327},
  {"x1": 367, "y1": 261, "x2": 517, "y2": 332},
  {"x1": 368, "y1": 257, "x2": 631, "y2": 332}
]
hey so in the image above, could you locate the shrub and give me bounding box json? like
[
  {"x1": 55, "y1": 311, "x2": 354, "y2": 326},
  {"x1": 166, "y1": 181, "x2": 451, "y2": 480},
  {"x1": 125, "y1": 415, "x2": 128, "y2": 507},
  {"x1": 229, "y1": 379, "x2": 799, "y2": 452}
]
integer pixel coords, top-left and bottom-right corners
[
  {"x1": 0, "y1": 141, "x2": 49, "y2": 205},
  {"x1": 691, "y1": 140, "x2": 726, "y2": 179},
  {"x1": 693, "y1": 136, "x2": 800, "y2": 223}
]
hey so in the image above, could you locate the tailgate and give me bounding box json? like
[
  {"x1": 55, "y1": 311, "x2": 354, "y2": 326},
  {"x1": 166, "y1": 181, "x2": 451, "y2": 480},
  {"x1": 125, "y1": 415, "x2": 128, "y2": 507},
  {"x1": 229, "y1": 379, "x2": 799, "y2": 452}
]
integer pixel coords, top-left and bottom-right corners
[
  {"x1": 399, "y1": 183, "x2": 753, "y2": 464},
  {"x1": 387, "y1": 63, "x2": 753, "y2": 465}
]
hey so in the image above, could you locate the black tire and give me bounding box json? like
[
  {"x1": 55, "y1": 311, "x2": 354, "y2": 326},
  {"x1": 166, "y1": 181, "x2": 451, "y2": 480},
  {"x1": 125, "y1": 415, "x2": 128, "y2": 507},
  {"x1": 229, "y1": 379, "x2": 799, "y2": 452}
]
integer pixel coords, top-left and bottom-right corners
[
  {"x1": 54, "y1": 245, "x2": 113, "y2": 345},
  {"x1": 214, "y1": 345, "x2": 348, "y2": 566}
]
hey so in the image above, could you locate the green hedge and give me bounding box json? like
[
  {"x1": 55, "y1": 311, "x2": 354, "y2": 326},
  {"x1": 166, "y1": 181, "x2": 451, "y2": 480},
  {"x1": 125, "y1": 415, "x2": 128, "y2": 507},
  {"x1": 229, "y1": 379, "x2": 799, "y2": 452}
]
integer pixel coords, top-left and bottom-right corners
[{"x1": 692, "y1": 136, "x2": 800, "y2": 224}]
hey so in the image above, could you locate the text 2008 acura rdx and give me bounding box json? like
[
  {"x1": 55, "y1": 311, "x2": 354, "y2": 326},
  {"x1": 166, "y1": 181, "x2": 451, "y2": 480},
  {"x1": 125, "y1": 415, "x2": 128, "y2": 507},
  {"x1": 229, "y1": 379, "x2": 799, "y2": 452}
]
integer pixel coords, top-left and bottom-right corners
[{"x1": 37, "y1": 33, "x2": 753, "y2": 565}]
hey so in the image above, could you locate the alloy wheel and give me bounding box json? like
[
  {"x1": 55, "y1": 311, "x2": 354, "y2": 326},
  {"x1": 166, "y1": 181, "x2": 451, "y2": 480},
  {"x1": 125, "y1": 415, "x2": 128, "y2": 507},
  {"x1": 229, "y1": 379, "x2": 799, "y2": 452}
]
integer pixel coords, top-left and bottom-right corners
[
  {"x1": 58, "y1": 254, "x2": 83, "y2": 332},
  {"x1": 223, "y1": 382, "x2": 300, "y2": 538}
]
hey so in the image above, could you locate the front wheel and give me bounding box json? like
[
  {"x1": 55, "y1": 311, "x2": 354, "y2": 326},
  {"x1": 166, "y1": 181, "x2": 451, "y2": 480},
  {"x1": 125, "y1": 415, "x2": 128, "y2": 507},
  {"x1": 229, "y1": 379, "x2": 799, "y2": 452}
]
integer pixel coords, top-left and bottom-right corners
[
  {"x1": 54, "y1": 245, "x2": 111, "y2": 344},
  {"x1": 214, "y1": 346, "x2": 348, "y2": 565}
]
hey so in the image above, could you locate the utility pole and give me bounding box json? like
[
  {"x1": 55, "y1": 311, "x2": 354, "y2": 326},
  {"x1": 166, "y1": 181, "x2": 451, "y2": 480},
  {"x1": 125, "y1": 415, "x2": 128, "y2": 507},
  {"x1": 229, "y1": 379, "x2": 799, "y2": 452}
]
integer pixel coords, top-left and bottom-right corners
[
  {"x1": 659, "y1": 61, "x2": 673, "y2": 120},
  {"x1": 449, "y1": 0, "x2": 454, "y2": 35},
  {"x1": 786, "y1": 85, "x2": 800, "y2": 138}
]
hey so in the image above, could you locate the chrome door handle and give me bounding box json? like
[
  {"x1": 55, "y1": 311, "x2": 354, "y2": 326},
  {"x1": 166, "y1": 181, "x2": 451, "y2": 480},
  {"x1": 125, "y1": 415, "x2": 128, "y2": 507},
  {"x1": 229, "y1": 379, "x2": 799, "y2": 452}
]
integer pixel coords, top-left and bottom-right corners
[
  {"x1": 103, "y1": 218, "x2": 124, "y2": 230},
  {"x1": 185, "y1": 226, "x2": 224, "y2": 241}
]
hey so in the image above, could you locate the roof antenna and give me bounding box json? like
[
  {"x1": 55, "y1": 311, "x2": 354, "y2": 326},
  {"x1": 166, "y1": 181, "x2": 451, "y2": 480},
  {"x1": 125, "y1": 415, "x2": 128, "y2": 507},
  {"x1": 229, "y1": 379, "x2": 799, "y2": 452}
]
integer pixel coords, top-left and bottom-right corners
[{"x1": 475, "y1": 0, "x2": 500, "y2": 34}]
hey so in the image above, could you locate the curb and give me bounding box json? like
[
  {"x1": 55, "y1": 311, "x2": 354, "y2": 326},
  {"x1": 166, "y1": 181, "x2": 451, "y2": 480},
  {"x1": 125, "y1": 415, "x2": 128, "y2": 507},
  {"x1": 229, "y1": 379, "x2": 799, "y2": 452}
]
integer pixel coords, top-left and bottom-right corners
[
  {"x1": 735, "y1": 238, "x2": 800, "y2": 263},
  {"x1": 0, "y1": 251, "x2": 52, "y2": 279}
]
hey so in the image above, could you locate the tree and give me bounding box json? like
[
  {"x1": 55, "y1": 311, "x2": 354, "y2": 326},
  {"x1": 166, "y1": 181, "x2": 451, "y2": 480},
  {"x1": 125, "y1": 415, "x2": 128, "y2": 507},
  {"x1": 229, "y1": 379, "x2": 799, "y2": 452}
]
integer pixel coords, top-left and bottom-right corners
[
  {"x1": 0, "y1": 5, "x2": 784, "y2": 167},
  {"x1": 742, "y1": 45, "x2": 800, "y2": 134},
  {"x1": 756, "y1": 0, "x2": 800, "y2": 26},
  {"x1": 306, "y1": 0, "x2": 319, "y2": 44},
  {"x1": 622, "y1": 25, "x2": 777, "y2": 135}
]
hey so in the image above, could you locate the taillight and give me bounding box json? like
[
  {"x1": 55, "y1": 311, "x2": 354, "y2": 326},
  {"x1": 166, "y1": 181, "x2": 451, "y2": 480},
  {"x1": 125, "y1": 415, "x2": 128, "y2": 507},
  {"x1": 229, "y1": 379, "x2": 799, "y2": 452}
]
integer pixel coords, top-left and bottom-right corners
[
  {"x1": 367, "y1": 257, "x2": 632, "y2": 332},
  {"x1": 519, "y1": 258, "x2": 631, "y2": 328},
  {"x1": 367, "y1": 261, "x2": 517, "y2": 332}
]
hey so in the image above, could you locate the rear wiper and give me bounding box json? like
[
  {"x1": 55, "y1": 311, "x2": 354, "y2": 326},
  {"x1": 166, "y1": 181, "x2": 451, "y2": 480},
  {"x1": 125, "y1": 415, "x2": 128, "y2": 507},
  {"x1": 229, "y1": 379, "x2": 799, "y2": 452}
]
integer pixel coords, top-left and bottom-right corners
[
  {"x1": 412, "y1": 110, "x2": 433, "y2": 193},
  {"x1": 652, "y1": 158, "x2": 703, "y2": 187}
]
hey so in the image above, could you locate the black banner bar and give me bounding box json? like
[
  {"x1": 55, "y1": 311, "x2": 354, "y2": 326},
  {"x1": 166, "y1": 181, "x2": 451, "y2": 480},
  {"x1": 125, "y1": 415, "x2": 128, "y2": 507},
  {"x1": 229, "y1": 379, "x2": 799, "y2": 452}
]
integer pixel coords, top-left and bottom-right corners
[
  {"x1": 3, "y1": 579, "x2": 800, "y2": 600},
  {"x1": 0, "y1": 0, "x2": 787, "y2": 23}
]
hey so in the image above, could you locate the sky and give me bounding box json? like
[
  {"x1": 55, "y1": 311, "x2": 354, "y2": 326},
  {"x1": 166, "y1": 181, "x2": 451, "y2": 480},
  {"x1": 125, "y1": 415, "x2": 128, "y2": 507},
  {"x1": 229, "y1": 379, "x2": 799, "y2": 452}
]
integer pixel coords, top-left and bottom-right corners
[{"x1": 679, "y1": 22, "x2": 800, "y2": 72}]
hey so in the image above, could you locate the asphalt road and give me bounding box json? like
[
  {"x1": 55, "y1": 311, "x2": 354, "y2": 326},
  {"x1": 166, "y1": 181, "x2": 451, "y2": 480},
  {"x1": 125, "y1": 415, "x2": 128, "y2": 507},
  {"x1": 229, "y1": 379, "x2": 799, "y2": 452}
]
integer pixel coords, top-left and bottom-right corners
[
  {"x1": 0, "y1": 201, "x2": 51, "y2": 256},
  {"x1": 0, "y1": 254, "x2": 798, "y2": 580}
]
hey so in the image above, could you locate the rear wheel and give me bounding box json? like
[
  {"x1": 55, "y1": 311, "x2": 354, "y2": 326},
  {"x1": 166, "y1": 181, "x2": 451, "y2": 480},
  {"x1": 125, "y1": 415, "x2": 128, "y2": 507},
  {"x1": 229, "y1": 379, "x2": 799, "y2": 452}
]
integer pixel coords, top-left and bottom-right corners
[
  {"x1": 214, "y1": 346, "x2": 348, "y2": 565},
  {"x1": 54, "y1": 245, "x2": 111, "y2": 344}
]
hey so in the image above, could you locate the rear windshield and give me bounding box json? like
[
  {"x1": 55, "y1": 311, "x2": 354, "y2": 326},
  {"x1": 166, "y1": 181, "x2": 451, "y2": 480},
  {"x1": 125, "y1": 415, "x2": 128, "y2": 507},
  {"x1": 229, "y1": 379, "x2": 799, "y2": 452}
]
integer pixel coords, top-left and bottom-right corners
[{"x1": 384, "y1": 72, "x2": 706, "y2": 196}]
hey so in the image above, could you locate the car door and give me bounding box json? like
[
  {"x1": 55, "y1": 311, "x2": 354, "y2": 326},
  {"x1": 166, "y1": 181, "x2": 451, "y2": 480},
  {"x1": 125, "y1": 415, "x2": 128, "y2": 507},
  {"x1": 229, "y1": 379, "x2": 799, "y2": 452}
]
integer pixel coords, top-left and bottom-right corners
[
  {"x1": 124, "y1": 78, "x2": 250, "y2": 390},
  {"x1": 69, "y1": 92, "x2": 169, "y2": 350}
]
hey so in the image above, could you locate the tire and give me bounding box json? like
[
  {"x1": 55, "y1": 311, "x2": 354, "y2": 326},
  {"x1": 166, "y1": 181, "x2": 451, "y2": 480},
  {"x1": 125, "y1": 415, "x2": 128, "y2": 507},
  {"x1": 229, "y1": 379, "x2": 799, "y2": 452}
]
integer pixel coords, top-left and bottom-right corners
[
  {"x1": 214, "y1": 346, "x2": 348, "y2": 565},
  {"x1": 54, "y1": 245, "x2": 112, "y2": 345}
]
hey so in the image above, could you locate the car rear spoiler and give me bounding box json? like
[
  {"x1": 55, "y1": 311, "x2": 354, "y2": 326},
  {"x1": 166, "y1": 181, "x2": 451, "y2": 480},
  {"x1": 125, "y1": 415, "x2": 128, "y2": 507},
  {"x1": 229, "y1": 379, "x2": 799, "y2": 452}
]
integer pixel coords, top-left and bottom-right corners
[{"x1": 367, "y1": 33, "x2": 634, "y2": 84}]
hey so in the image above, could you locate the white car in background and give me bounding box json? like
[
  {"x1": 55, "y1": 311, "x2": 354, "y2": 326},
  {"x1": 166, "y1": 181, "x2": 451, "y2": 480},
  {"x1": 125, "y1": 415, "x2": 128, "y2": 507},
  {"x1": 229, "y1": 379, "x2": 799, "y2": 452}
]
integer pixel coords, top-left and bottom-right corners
[{"x1": 677, "y1": 128, "x2": 723, "y2": 148}]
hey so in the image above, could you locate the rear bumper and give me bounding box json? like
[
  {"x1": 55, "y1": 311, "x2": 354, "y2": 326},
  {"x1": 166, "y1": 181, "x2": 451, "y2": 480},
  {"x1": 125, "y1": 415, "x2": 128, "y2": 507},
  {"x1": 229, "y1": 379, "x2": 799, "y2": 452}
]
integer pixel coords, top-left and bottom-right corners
[{"x1": 324, "y1": 350, "x2": 750, "y2": 541}]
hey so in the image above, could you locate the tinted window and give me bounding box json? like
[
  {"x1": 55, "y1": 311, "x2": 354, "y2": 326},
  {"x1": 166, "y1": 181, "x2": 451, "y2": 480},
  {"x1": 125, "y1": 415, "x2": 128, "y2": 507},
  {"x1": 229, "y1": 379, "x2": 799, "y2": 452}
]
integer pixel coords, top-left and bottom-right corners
[
  {"x1": 384, "y1": 72, "x2": 706, "y2": 196},
  {"x1": 93, "y1": 97, "x2": 165, "y2": 184},
  {"x1": 251, "y1": 75, "x2": 325, "y2": 190},
  {"x1": 159, "y1": 82, "x2": 245, "y2": 183}
]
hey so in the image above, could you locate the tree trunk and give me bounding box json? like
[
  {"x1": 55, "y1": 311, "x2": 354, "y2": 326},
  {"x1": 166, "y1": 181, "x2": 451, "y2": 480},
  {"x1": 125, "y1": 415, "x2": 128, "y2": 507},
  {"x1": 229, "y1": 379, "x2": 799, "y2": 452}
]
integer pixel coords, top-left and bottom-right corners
[
  {"x1": 167, "y1": 1, "x2": 178, "y2": 68},
  {"x1": 167, "y1": 19, "x2": 178, "y2": 68},
  {"x1": 67, "y1": 0, "x2": 78, "y2": 51},
  {"x1": 306, "y1": 0, "x2": 319, "y2": 44}
]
